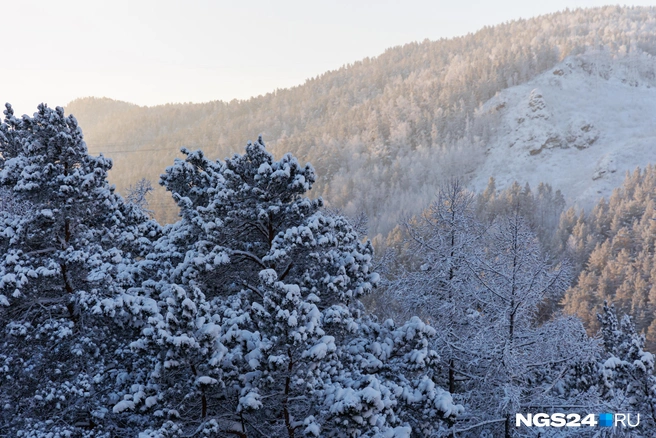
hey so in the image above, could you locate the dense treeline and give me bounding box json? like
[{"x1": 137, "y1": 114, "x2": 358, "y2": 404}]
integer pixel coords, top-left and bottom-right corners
[
  {"x1": 379, "y1": 181, "x2": 594, "y2": 436},
  {"x1": 563, "y1": 166, "x2": 656, "y2": 349},
  {"x1": 3, "y1": 105, "x2": 656, "y2": 437},
  {"x1": 377, "y1": 178, "x2": 567, "y2": 274},
  {"x1": 67, "y1": 6, "x2": 656, "y2": 235},
  {"x1": 380, "y1": 167, "x2": 656, "y2": 352},
  {"x1": 1, "y1": 105, "x2": 463, "y2": 437},
  {"x1": 369, "y1": 173, "x2": 656, "y2": 436},
  {"x1": 3, "y1": 7, "x2": 656, "y2": 436}
]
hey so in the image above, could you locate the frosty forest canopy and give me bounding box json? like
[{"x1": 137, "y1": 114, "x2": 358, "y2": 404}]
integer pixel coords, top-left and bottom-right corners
[
  {"x1": 1, "y1": 104, "x2": 656, "y2": 438},
  {"x1": 0, "y1": 104, "x2": 463, "y2": 437}
]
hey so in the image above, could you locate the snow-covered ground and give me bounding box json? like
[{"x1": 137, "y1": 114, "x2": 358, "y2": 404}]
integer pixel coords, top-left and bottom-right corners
[{"x1": 471, "y1": 53, "x2": 656, "y2": 210}]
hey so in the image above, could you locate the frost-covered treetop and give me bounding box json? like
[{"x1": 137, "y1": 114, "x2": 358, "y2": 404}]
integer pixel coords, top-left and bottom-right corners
[
  {"x1": 0, "y1": 103, "x2": 113, "y2": 196},
  {"x1": 152, "y1": 137, "x2": 376, "y2": 305},
  {"x1": 161, "y1": 136, "x2": 316, "y2": 213}
]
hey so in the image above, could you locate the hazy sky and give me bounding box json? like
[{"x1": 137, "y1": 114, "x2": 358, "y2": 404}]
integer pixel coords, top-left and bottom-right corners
[{"x1": 3, "y1": 0, "x2": 655, "y2": 114}]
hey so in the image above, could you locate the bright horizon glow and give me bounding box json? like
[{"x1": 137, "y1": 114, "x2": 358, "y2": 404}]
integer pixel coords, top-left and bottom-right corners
[{"x1": 3, "y1": 1, "x2": 656, "y2": 115}]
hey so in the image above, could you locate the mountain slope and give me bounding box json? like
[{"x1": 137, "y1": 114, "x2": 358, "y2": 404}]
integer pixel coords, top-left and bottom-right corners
[
  {"x1": 472, "y1": 51, "x2": 656, "y2": 210},
  {"x1": 65, "y1": 6, "x2": 656, "y2": 233}
]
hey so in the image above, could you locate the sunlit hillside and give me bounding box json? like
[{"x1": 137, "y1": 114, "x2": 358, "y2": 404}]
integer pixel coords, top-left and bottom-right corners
[{"x1": 68, "y1": 6, "x2": 656, "y2": 237}]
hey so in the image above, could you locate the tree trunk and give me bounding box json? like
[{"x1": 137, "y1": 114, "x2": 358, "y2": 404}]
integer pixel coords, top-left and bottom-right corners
[
  {"x1": 283, "y1": 349, "x2": 295, "y2": 438},
  {"x1": 449, "y1": 359, "x2": 455, "y2": 394}
]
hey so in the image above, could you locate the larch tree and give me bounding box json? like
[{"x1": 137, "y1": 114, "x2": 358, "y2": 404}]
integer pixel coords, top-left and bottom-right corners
[
  {"x1": 391, "y1": 181, "x2": 483, "y2": 396},
  {"x1": 392, "y1": 192, "x2": 600, "y2": 437},
  {"x1": 563, "y1": 166, "x2": 656, "y2": 349},
  {"x1": 467, "y1": 212, "x2": 603, "y2": 438}
]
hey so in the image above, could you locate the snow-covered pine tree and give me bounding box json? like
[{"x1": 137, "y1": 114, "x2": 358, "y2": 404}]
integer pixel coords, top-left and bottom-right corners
[
  {"x1": 598, "y1": 302, "x2": 656, "y2": 432},
  {"x1": 0, "y1": 186, "x2": 32, "y2": 218},
  {"x1": 0, "y1": 104, "x2": 160, "y2": 436},
  {"x1": 119, "y1": 137, "x2": 463, "y2": 437}
]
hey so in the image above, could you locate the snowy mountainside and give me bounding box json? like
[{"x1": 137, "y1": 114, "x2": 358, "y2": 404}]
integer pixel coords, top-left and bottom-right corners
[
  {"x1": 472, "y1": 52, "x2": 656, "y2": 210},
  {"x1": 66, "y1": 6, "x2": 656, "y2": 233}
]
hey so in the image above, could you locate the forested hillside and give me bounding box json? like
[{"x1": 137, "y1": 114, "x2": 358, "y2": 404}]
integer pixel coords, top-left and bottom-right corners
[
  {"x1": 7, "y1": 4, "x2": 656, "y2": 437},
  {"x1": 67, "y1": 6, "x2": 656, "y2": 235},
  {"x1": 4, "y1": 105, "x2": 656, "y2": 437},
  {"x1": 563, "y1": 166, "x2": 656, "y2": 349}
]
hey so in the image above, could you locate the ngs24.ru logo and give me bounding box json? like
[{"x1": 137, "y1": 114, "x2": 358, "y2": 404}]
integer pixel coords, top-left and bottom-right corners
[{"x1": 516, "y1": 413, "x2": 639, "y2": 428}]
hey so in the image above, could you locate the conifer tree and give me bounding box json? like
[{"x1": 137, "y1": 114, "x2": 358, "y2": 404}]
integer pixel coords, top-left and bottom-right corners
[
  {"x1": 117, "y1": 138, "x2": 462, "y2": 437},
  {"x1": 597, "y1": 303, "x2": 656, "y2": 432},
  {"x1": 564, "y1": 166, "x2": 656, "y2": 349},
  {"x1": 0, "y1": 104, "x2": 159, "y2": 436},
  {"x1": 390, "y1": 185, "x2": 599, "y2": 437}
]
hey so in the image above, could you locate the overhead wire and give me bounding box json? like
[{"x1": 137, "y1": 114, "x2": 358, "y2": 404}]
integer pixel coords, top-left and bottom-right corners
[
  {"x1": 85, "y1": 141, "x2": 221, "y2": 155},
  {"x1": 83, "y1": 141, "x2": 242, "y2": 221}
]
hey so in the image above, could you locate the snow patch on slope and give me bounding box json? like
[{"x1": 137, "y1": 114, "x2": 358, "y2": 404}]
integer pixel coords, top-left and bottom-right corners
[{"x1": 472, "y1": 52, "x2": 656, "y2": 210}]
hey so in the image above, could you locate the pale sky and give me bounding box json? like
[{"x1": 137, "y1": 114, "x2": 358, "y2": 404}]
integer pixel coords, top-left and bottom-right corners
[{"x1": 3, "y1": 0, "x2": 654, "y2": 114}]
